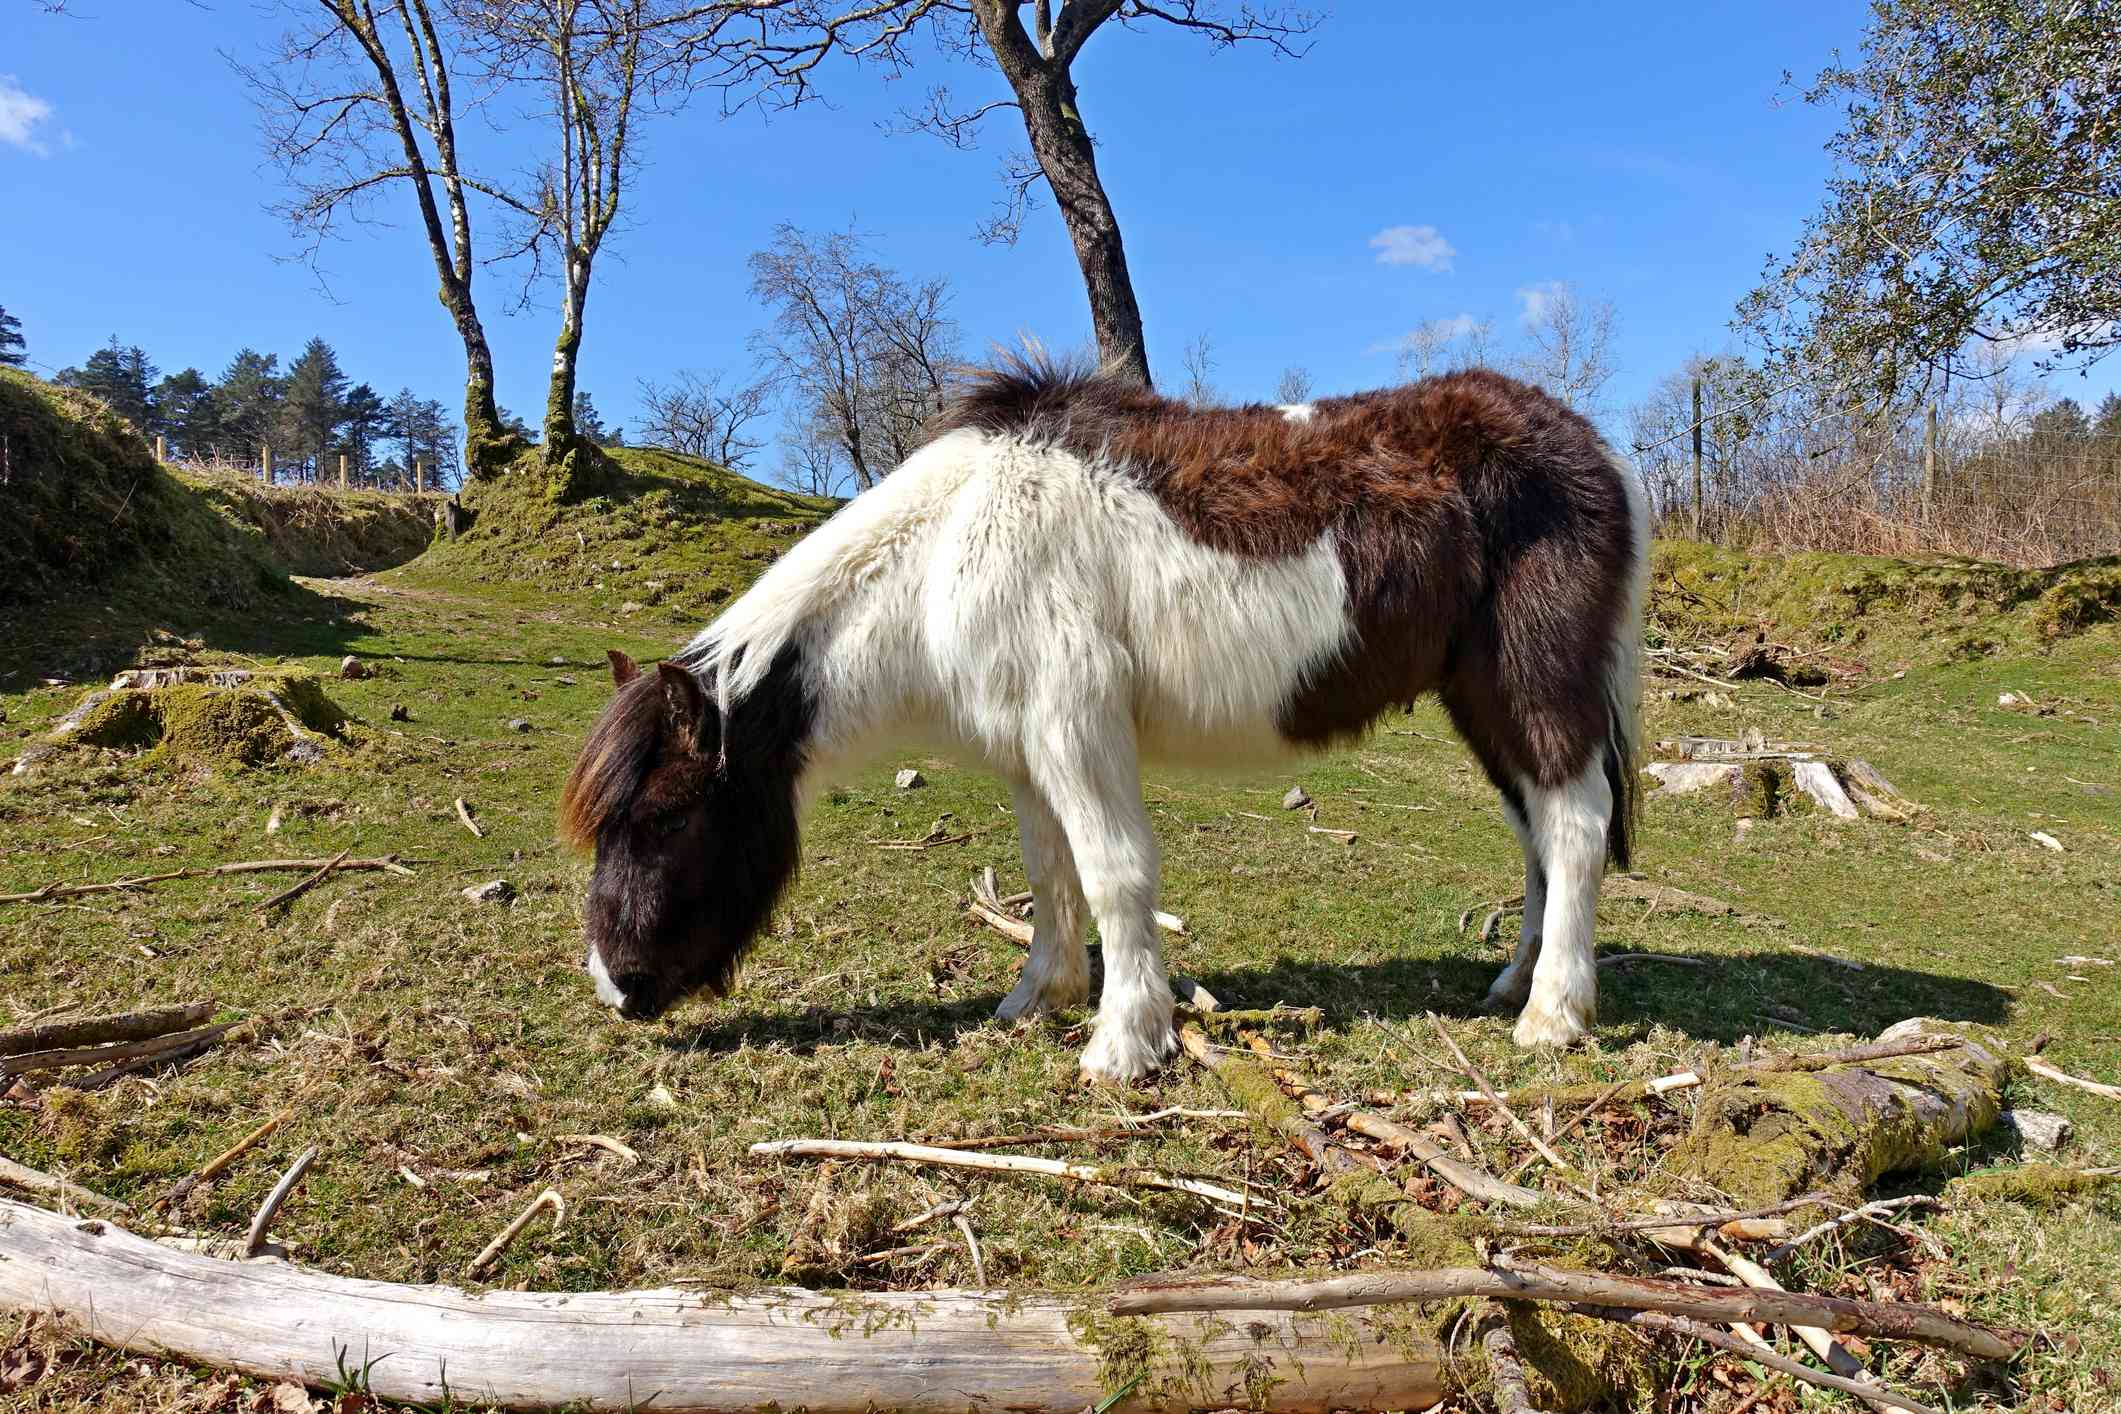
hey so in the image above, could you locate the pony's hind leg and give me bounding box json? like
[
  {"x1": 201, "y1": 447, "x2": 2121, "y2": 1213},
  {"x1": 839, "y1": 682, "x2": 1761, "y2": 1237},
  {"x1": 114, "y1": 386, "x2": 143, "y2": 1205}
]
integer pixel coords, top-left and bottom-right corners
[
  {"x1": 1514, "y1": 761, "x2": 1613, "y2": 1048},
  {"x1": 1481, "y1": 790, "x2": 1547, "y2": 1012},
  {"x1": 996, "y1": 780, "x2": 1091, "y2": 1019},
  {"x1": 1026, "y1": 714, "x2": 1176, "y2": 1084}
]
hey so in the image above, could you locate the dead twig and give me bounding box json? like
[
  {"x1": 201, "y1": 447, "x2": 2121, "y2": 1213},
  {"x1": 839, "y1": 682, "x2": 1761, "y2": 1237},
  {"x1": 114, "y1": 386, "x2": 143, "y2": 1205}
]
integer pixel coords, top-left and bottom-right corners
[
  {"x1": 1110, "y1": 1262, "x2": 2021, "y2": 1361},
  {"x1": 454, "y1": 798, "x2": 485, "y2": 838},
  {"x1": 2026, "y1": 1055, "x2": 2121, "y2": 1101},
  {"x1": 1426, "y1": 1013, "x2": 1570, "y2": 1173},
  {"x1": 1183, "y1": 1026, "x2": 1359, "y2": 1177},
  {"x1": 257, "y1": 849, "x2": 350, "y2": 913},
  {"x1": 1570, "y1": 1305, "x2": 1941, "y2": 1414},
  {"x1": 244, "y1": 1146, "x2": 318, "y2": 1258},
  {"x1": 0, "y1": 856, "x2": 413, "y2": 907},
  {"x1": 468, "y1": 1188, "x2": 565, "y2": 1277},
  {"x1": 1698, "y1": 1232, "x2": 1901, "y2": 1414},
  {"x1": 160, "y1": 1108, "x2": 293, "y2": 1211},
  {"x1": 953, "y1": 1210, "x2": 987, "y2": 1287},
  {"x1": 555, "y1": 1134, "x2": 640, "y2": 1164},
  {"x1": 750, "y1": 1138, "x2": 1256, "y2": 1210},
  {"x1": 1763, "y1": 1196, "x2": 1940, "y2": 1265},
  {"x1": 0, "y1": 1002, "x2": 213, "y2": 1058}
]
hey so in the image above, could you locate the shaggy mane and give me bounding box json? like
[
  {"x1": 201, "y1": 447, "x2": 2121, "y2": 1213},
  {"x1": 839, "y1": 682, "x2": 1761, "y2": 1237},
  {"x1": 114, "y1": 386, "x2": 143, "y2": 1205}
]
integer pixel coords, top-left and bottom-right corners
[{"x1": 557, "y1": 676, "x2": 662, "y2": 850}]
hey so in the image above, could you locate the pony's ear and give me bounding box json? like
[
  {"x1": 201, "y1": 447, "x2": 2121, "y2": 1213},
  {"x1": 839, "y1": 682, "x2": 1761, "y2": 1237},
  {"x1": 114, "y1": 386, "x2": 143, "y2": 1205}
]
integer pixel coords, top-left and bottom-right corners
[
  {"x1": 657, "y1": 662, "x2": 709, "y2": 757},
  {"x1": 608, "y1": 650, "x2": 640, "y2": 687}
]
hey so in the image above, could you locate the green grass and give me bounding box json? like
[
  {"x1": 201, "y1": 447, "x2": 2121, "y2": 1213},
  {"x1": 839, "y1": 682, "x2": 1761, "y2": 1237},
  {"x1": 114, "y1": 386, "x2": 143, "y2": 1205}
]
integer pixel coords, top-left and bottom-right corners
[{"x1": 1, "y1": 511, "x2": 2118, "y2": 1411}]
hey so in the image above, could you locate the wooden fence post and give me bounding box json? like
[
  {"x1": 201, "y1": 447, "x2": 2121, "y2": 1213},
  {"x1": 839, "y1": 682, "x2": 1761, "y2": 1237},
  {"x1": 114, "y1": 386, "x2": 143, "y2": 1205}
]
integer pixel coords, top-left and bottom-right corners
[
  {"x1": 154, "y1": 434, "x2": 167, "y2": 463},
  {"x1": 414, "y1": 457, "x2": 425, "y2": 494},
  {"x1": 1691, "y1": 376, "x2": 1705, "y2": 539},
  {"x1": 261, "y1": 445, "x2": 274, "y2": 486},
  {"x1": 338, "y1": 453, "x2": 349, "y2": 490}
]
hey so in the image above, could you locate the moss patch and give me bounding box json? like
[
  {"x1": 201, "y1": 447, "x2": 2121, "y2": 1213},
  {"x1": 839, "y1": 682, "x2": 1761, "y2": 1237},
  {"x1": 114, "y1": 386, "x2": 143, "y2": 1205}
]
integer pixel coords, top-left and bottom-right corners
[
  {"x1": 52, "y1": 672, "x2": 346, "y2": 767},
  {"x1": 1949, "y1": 1165, "x2": 2121, "y2": 1208}
]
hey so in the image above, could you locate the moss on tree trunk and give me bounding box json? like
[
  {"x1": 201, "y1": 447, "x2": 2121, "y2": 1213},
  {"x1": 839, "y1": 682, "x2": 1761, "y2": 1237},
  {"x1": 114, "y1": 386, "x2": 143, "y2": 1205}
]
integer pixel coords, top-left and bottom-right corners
[{"x1": 1671, "y1": 1019, "x2": 2006, "y2": 1206}]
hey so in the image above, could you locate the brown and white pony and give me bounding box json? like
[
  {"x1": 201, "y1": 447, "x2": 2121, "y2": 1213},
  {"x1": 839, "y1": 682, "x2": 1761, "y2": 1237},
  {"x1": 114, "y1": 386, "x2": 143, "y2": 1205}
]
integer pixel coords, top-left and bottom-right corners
[{"x1": 560, "y1": 356, "x2": 1647, "y2": 1081}]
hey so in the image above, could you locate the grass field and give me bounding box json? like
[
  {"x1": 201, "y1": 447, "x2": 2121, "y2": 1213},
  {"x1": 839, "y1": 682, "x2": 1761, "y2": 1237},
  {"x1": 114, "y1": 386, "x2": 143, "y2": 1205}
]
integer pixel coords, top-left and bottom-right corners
[{"x1": 2, "y1": 448, "x2": 2118, "y2": 1412}]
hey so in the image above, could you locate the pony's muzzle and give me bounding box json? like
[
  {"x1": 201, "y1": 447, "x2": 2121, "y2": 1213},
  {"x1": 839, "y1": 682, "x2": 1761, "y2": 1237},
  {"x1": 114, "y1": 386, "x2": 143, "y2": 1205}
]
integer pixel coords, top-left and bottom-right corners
[{"x1": 587, "y1": 947, "x2": 666, "y2": 1020}]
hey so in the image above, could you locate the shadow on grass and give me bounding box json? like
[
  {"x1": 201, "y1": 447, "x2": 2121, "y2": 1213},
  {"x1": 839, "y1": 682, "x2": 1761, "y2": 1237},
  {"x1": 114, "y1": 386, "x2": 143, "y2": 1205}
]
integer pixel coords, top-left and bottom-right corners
[
  {"x1": 653, "y1": 945, "x2": 2012, "y2": 1056},
  {"x1": 0, "y1": 578, "x2": 378, "y2": 685}
]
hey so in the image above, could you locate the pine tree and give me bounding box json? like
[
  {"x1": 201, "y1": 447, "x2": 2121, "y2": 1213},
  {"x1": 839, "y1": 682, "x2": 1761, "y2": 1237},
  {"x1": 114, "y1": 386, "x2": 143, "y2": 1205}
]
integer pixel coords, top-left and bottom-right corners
[
  {"x1": 337, "y1": 383, "x2": 385, "y2": 479},
  {"x1": 571, "y1": 390, "x2": 608, "y2": 447},
  {"x1": 214, "y1": 350, "x2": 285, "y2": 464},
  {"x1": 57, "y1": 337, "x2": 160, "y2": 432},
  {"x1": 154, "y1": 369, "x2": 218, "y2": 459},
  {"x1": 0, "y1": 304, "x2": 24, "y2": 367},
  {"x1": 278, "y1": 337, "x2": 350, "y2": 481}
]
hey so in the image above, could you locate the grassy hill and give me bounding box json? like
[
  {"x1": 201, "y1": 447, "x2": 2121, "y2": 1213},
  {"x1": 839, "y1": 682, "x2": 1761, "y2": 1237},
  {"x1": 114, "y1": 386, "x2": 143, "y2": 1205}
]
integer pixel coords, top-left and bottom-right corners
[
  {"x1": 409, "y1": 444, "x2": 835, "y2": 629},
  {"x1": 1, "y1": 435, "x2": 2117, "y2": 1411}
]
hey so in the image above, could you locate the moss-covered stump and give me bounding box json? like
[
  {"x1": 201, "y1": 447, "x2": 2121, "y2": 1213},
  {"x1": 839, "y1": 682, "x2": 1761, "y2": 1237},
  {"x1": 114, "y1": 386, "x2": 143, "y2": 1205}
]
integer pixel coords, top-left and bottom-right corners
[
  {"x1": 32, "y1": 667, "x2": 348, "y2": 769},
  {"x1": 1644, "y1": 743, "x2": 1919, "y2": 821},
  {"x1": 1671, "y1": 1018, "x2": 2006, "y2": 1206}
]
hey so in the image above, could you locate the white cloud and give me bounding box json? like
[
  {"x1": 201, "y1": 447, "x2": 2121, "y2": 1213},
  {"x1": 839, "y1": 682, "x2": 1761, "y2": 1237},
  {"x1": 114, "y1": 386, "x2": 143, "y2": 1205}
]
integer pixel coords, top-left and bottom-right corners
[
  {"x1": 1369, "y1": 224, "x2": 1455, "y2": 271},
  {"x1": 0, "y1": 76, "x2": 55, "y2": 156},
  {"x1": 1516, "y1": 280, "x2": 1567, "y2": 326}
]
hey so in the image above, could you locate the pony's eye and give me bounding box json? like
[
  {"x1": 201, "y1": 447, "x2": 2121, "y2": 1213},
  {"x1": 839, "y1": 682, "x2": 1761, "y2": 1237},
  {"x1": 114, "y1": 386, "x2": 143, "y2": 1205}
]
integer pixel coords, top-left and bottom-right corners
[{"x1": 658, "y1": 812, "x2": 689, "y2": 836}]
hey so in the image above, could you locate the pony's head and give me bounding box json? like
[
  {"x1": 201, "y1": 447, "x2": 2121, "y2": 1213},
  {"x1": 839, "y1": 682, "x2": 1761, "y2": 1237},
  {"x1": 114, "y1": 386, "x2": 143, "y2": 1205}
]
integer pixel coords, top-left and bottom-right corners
[{"x1": 557, "y1": 649, "x2": 807, "y2": 1022}]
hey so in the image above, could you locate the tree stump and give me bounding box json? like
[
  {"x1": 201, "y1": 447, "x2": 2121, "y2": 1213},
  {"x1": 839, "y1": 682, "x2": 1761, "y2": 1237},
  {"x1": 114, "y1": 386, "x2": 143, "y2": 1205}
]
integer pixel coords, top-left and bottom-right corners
[{"x1": 1643, "y1": 734, "x2": 1919, "y2": 821}]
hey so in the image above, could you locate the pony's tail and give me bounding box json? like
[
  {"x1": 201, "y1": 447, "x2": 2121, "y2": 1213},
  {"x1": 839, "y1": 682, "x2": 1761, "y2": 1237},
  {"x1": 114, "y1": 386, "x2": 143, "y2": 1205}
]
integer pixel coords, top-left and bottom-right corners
[{"x1": 1602, "y1": 448, "x2": 1651, "y2": 871}]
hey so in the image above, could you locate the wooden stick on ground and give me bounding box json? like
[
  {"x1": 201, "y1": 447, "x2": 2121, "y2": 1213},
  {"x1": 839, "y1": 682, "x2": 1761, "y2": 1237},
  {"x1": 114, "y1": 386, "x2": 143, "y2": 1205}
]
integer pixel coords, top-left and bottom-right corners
[
  {"x1": 245, "y1": 1146, "x2": 318, "y2": 1258},
  {"x1": 1480, "y1": 1305, "x2": 1539, "y2": 1414},
  {"x1": 1574, "y1": 1305, "x2": 1940, "y2": 1414},
  {"x1": 0, "y1": 1002, "x2": 213, "y2": 1058},
  {"x1": 161, "y1": 1108, "x2": 293, "y2": 1211},
  {"x1": 1700, "y1": 1233, "x2": 1899, "y2": 1414},
  {"x1": 0, "y1": 856, "x2": 414, "y2": 907},
  {"x1": 74, "y1": 1033, "x2": 225, "y2": 1091},
  {"x1": 1427, "y1": 1013, "x2": 1570, "y2": 1172},
  {"x1": 453, "y1": 798, "x2": 485, "y2": 839},
  {"x1": 750, "y1": 1138, "x2": 1255, "y2": 1210},
  {"x1": 468, "y1": 1188, "x2": 565, "y2": 1277},
  {"x1": 1762, "y1": 1196, "x2": 1939, "y2": 1265},
  {"x1": 1108, "y1": 1263, "x2": 2022, "y2": 1362},
  {"x1": 1182, "y1": 1025, "x2": 1361, "y2": 1177},
  {"x1": 257, "y1": 850, "x2": 350, "y2": 913},
  {"x1": 1744, "y1": 1037, "x2": 1964, "y2": 1072},
  {"x1": 1, "y1": 1021, "x2": 243, "y2": 1080},
  {"x1": 0, "y1": 1156, "x2": 130, "y2": 1214},
  {"x1": 2026, "y1": 1056, "x2": 2121, "y2": 1101}
]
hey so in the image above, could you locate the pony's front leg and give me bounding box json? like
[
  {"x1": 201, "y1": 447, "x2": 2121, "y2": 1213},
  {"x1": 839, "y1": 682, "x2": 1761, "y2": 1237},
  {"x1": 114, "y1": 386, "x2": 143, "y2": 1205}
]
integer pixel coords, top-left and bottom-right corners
[
  {"x1": 1028, "y1": 719, "x2": 1176, "y2": 1084},
  {"x1": 996, "y1": 781, "x2": 1090, "y2": 1019}
]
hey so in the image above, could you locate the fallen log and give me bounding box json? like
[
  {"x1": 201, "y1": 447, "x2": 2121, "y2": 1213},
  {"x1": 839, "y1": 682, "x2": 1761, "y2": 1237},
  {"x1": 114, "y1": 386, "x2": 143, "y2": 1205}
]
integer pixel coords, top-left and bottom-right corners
[
  {"x1": 0, "y1": 1198, "x2": 1446, "y2": 1412},
  {"x1": 1, "y1": 1020, "x2": 243, "y2": 1080},
  {"x1": 1108, "y1": 1261, "x2": 2022, "y2": 1362},
  {"x1": 1670, "y1": 1018, "x2": 2007, "y2": 1205},
  {"x1": 0, "y1": 1002, "x2": 213, "y2": 1058}
]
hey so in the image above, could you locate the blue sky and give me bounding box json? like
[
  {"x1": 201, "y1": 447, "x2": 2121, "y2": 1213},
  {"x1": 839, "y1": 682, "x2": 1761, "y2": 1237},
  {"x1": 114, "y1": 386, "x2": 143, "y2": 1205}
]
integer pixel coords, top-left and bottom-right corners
[{"x1": 5, "y1": 3, "x2": 2096, "y2": 455}]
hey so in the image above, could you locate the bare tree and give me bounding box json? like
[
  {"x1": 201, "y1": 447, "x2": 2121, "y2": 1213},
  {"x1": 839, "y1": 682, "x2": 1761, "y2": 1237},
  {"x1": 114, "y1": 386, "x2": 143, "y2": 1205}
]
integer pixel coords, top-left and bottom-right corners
[
  {"x1": 1274, "y1": 365, "x2": 1311, "y2": 404},
  {"x1": 635, "y1": 368, "x2": 771, "y2": 467},
  {"x1": 241, "y1": 0, "x2": 525, "y2": 477},
  {"x1": 777, "y1": 409, "x2": 855, "y2": 497},
  {"x1": 1179, "y1": 332, "x2": 1216, "y2": 406},
  {"x1": 1516, "y1": 284, "x2": 1617, "y2": 414},
  {"x1": 748, "y1": 223, "x2": 959, "y2": 493},
  {"x1": 898, "y1": 2, "x2": 1320, "y2": 388}
]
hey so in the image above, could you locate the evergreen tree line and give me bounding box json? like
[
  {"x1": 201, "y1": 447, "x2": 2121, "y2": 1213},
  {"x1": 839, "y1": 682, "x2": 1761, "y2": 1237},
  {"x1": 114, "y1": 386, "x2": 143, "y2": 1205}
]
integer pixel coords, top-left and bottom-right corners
[{"x1": 32, "y1": 328, "x2": 617, "y2": 492}]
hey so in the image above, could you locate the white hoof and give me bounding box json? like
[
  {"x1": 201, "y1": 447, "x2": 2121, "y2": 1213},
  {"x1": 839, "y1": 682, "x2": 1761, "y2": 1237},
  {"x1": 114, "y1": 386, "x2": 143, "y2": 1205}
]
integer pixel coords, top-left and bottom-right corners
[
  {"x1": 1079, "y1": 1013, "x2": 1178, "y2": 1085},
  {"x1": 995, "y1": 967, "x2": 1089, "y2": 1021},
  {"x1": 1483, "y1": 966, "x2": 1534, "y2": 1012},
  {"x1": 1513, "y1": 1003, "x2": 1591, "y2": 1049}
]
